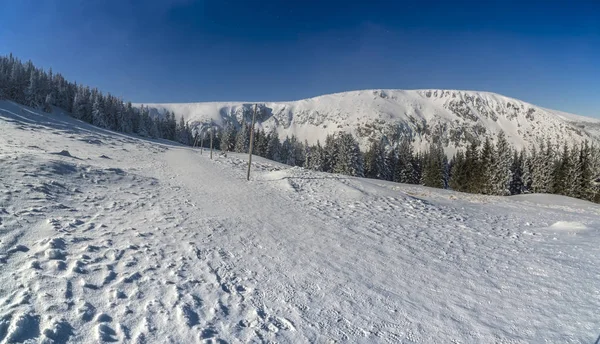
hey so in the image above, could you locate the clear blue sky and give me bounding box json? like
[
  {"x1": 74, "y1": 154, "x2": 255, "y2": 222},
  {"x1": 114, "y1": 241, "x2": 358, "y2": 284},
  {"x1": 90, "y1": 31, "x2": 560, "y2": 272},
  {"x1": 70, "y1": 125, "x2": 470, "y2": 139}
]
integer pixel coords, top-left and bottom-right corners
[{"x1": 1, "y1": 0, "x2": 599, "y2": 117}]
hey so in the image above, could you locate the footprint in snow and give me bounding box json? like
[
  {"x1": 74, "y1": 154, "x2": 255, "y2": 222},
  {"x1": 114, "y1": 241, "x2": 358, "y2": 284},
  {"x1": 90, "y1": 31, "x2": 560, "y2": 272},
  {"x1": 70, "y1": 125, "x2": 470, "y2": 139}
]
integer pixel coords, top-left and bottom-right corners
[{"x1": 41, "y1": 319, "x2": 73, "y2": 344}]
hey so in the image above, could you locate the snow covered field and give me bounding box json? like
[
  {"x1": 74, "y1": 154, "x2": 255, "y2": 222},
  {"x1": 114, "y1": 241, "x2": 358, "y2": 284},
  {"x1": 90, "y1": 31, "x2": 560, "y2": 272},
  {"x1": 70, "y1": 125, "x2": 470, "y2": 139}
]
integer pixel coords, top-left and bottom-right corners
[{"x1": 1, "y1": 100, "x2": 600, "y2": 343}]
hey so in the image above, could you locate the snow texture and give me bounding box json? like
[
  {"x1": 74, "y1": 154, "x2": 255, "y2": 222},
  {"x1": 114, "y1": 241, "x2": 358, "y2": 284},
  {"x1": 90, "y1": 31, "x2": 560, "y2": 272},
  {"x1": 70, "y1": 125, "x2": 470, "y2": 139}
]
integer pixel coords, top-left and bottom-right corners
[{"x1": 1, "y1": 100, "x2": 600, "y2": 343}]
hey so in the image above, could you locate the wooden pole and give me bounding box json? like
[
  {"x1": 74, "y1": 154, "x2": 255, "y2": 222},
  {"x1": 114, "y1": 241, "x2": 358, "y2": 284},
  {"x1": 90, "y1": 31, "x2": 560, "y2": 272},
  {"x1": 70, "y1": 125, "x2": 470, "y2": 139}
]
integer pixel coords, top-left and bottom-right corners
[
  {"x1": 210, "y1": 126, "x2": 214, "y2": 159},
  {"x1": 247, "y1": 104, "x2": 257, "y2": 181},
  {"x1": 201, "y1": 132, "x2": 205, "y2": 155}
]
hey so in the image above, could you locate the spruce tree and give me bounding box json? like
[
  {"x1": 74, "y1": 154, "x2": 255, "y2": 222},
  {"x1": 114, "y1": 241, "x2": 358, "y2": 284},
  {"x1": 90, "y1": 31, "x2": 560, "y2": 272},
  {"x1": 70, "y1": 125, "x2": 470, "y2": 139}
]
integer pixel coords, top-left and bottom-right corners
[
  {"x1": 25, "y1": 70, "x2": 39, "y2": 108},
  {"x1": 491, "y1": 131, "x2": 512, "y2": 195},
  {"x1": 91, "y1": 95, "x2": 107, "y2": 128},
  {"x1": 280, "y1": 136, "x2": 292, "y2": 165},
  {"x1": 394, "y1": 138, "x2": 416, "y2": 184},
  {"x1": 43, "y1": 93, "x2": 53, "y2": 113},
  {"x1": 421, "y1": 143, "x2": 446, "y2": 189},
  {"x1": 235, "y1": 123, "x2": 249, "y2": 153},
  {"x1": 364, "y1": 140, "x2": 386, "y2": 179},
  {"x1": 333, "y1": 132, "x2": 363, "y2": 177},
  {"x1": 310, "y1": 141, "x2": 325, "y2": 171},
  {"x1": 509, "y1": 150, "x2": 525, "y2": 195},
  {"x1": 449, "y1": 150, "x2": 467, "y2": 192},
  {"x1": 479, "y1": 137, "x2": 495, "y2": 194},
  {"x1": 266, "y1": 130, "x2": 281, "y2": 162},
  {"x1": 323, "y1": 134, "x2": 338, "y2": 173}
]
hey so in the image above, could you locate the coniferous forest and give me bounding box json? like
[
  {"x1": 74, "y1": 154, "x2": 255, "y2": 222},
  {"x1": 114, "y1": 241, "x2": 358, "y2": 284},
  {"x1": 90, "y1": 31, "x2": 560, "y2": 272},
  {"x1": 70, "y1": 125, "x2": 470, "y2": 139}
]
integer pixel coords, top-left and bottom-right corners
[
  {"x1": 209, "y1": 123, "x2": 600, "y2": 203},
  {"x1": 0, "y1": 54, "x2": 194, "y2": 145},
  {"x1": 2, "y1": 54, "x2": 599, "y2": 203}
]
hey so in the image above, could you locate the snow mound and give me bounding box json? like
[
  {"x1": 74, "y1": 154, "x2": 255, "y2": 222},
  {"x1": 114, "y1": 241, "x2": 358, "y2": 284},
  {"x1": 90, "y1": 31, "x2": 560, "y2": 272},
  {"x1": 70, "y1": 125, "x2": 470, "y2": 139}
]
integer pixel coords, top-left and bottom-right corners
[{"x1": 550, "y1": 221, "x2": 588, "y2": 231}]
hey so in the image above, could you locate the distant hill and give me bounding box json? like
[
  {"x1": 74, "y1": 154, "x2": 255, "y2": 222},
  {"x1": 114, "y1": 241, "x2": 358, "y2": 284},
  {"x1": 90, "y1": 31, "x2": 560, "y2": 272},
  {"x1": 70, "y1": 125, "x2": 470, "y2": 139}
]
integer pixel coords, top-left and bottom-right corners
[{"x1": 142, "y1": 89, "x2": 600, "y2": 152}]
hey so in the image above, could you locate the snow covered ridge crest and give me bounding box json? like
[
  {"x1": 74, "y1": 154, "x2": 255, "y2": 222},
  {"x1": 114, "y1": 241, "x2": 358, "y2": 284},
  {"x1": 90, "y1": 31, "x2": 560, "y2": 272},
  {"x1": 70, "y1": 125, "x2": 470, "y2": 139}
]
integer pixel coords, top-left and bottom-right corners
[{"x1": 141, "y1": 89, "x2": 600, "y2": 151}]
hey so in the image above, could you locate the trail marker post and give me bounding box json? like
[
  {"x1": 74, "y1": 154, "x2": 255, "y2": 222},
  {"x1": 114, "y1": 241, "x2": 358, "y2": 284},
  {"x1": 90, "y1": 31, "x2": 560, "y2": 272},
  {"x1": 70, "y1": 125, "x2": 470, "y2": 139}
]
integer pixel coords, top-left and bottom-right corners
[
  {"x1": 210, "y1": 126, "x2": 214, "y2": 159},
  {"x1": 247, "y1": 104, "x2": 257, "y2": 181}
]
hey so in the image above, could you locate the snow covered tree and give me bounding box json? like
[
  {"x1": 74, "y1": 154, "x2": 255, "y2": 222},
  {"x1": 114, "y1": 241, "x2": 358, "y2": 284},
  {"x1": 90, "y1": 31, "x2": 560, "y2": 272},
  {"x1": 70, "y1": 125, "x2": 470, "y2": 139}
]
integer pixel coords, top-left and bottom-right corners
[
  {"x1": 235, "y1": 123, "x2": 249, "y2": 153},
  {"x1": 280, "y1": 136, "x2": 292, "y2": 165},
  {"x1": 509, "y1": 150, "x2": 525, "y2": 195},
  {"x1": 394, "y1": 138, "x2": 416, "y2": 184},
  {"x1": 220, "y1": 123, "x2": 236, "y2": 153},
  {"x1": 323, "y1": 134, "x2": 338, "y2": 173},
  {"x1": 266, "y1": 130, "x2": 281, "y2": 162},
  {"x1": 91, "y1": 95, "x2": 107, "y2": 128},
  {"x1": 578, "y1": 141, "x2": 594, "y2": 201},
  {"x1": 333, "y1": 132, "x2": 363, "y2": 177},
  {"x1": 566, "y1": 144, "x2": 583, "y2": 198},
  {"x1": 255, "y1": 129, "x2": 269, "y2": 157},
  {"x1": 307, "y1": 141, "x2": 325, "y2": 171},
  {"x1": 478, "y1": 137, "x2": 495, "y2": 194},
  {"x1": 449, "y1": 150, "x2": 467, "y2": 192},
  {"x1": 43, "y1": 93, "x2": 53, "y2": 113},
  {"x1": 491, "y1": 131, "x2": 512, "y2": 195},
  {"x1": 421, "y1": 142, "x2": 447, "y2": 189},
  {"x1": 25, "y1": 70, "x2": 40, "y2": 108},
  {"x1": 138, "y1": 106, "x2": 150, "y2": 137},
  {"x1": 531, "y1": 140, "x2": 554, "y2": 193},
  {"x1": 364, "y1": 139, "x2": 387, "y2": 179}
]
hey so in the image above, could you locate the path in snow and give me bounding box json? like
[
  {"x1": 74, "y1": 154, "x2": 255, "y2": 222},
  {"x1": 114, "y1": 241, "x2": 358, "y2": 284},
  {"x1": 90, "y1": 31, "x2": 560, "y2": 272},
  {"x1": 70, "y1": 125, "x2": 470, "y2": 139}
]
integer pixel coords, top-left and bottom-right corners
[{"x1": 1, "y1": 101, "x2": 600, "y2": 343}]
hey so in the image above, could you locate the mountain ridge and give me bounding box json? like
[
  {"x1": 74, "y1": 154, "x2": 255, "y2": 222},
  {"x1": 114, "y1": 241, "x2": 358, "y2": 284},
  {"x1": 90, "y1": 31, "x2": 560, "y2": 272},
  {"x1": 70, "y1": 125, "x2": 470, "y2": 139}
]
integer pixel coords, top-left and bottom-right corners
[{"x1": 140, "y1": 89, "x2": 600, "y2": 152}]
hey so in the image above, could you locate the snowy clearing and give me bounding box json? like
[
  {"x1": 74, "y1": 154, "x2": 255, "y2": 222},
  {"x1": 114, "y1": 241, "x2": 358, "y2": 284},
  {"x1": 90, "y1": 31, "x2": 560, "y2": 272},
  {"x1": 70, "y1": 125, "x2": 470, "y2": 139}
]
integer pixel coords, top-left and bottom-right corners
[{"x1": 1, "y1": 100, "x2": 600, "y2": 343}]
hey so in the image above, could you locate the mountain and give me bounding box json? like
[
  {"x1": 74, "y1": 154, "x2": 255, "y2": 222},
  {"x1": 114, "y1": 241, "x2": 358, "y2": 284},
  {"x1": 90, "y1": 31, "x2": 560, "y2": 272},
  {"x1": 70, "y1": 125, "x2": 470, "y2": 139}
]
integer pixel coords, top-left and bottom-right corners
[{"x1": 142, "y1": 89, "x2": 600, "y2": 152}]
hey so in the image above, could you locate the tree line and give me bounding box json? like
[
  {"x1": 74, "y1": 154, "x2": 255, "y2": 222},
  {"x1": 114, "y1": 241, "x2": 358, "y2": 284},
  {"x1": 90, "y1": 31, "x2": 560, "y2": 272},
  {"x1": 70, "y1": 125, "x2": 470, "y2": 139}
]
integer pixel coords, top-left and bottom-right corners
[
  {"x1": 0, "y1": 54, "x2": 194, "y2": 145},
  {"x1": 205, "y1": 123, "x2": 600, "y2": 203}
]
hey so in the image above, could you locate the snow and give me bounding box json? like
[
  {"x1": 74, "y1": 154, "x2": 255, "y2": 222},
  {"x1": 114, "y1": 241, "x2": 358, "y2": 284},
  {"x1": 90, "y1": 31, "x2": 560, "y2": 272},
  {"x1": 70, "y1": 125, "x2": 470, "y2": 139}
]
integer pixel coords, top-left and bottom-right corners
[
  {"x1": 1, "y1": 100, "x2": 600, "y2": 343},
  {"x1": 140, "y1": 89, "x2": 600, "y2": 152}
]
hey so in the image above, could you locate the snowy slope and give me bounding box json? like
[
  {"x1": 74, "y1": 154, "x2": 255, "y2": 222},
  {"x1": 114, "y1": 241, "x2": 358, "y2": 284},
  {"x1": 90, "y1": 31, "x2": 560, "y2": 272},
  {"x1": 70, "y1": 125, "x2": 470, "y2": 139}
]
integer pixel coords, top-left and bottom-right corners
[
  {"x1": 1, "y1": 100, "x2": 600, "y2": 343},
  {"x1": 142, "y1": 89, "x2": 600, "y2": 151}
]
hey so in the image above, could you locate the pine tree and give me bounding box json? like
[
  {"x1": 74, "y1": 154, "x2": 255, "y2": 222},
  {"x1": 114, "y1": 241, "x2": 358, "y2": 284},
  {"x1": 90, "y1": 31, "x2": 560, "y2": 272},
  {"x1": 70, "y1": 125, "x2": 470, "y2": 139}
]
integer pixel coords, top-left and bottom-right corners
[
  {"x1": 255, "y1": 129, "x2": 269, "y2": 157},
  {"x1": 509, "y1": 150, "x2": 525, "y2": 195},
  {"x1": 280, "y1": 136, "x2": 291, "y2": 165},
  {"x1": 333, "y1": 132, "x2": 363, "y2": 176},
  {"x1": 421, "y1": 143, "x2": 446, "y2": 189},
  {"x1": 266, "y1": 130, "x2": 281, "y2": 162},
  {"x1": 91, "y1": 95, "x2": 107, "y2": 128},
  {"x1": 364, "y1": 139, "x2": 386, "y2": 179},
  {"x1": 235, "y1": 123, "x2": 249, "y2": 153},
  {"x1": 479, "y1": 137, "x2": 495, "y2": 194},
  {"x1": 578, "y1": 141, "x2": 594, "y2": 201},
  {"x1": 394, "y1": 138, "x2": 416, "y2": 183},
  {"x1": 566, "y1": 144, "x2": 582, "y2": 198},
  {"x1": 25, "y1": 70, "x2": 39, "y2": 108},
  {"x1": 532, "y1": 140, "x2": 555, "y2": 193},
  {"x1": 385, "y1": 149, "x2": 397, "y2": 182},
  {"x1": 463, "y1": 141, "x2": 480, "y2": 193},
  {"x1": 302, "y1": 139, "x2": 311, "y2": 168},
  {"x1": 292, "y1": 136, "x2": 306, "y2": 167},
  {"x1": 43, "y1": 93, "x2": 53, "y2": 113},
  {"x1": 309, "y1": 141, "x2": 325, "y2": 171},
  {"x1": 491, "y1": 131, "x2": 512, "y2": 195},
  {"x1": 138, "y1": 106, "x2": 150, "y2": 137},
  {"x1": 323, "y1": 134, "x2": 338, "y2": 173},
  {"x1": 449, "y1": 150, "x2": 467, "y2": 192}
]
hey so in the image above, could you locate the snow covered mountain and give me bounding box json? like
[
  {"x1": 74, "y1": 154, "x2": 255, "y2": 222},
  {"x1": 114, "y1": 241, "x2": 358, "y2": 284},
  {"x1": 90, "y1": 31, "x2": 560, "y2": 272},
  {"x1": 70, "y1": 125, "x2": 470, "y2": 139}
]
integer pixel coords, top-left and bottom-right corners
[
  {"x1": 142, "y1": 89, "x2": 600, "y2": 152},
  {"x1": 2, "y1": 100, "x2": 600, "y2": 343}
]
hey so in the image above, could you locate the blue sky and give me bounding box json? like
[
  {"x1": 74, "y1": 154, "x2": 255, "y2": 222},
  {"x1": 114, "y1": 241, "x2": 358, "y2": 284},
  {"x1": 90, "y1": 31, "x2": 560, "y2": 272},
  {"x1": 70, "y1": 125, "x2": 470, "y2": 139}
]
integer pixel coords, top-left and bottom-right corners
[{"x1": 1, "y1": 0, "x2": 599, "y2": 117}]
